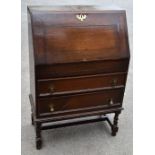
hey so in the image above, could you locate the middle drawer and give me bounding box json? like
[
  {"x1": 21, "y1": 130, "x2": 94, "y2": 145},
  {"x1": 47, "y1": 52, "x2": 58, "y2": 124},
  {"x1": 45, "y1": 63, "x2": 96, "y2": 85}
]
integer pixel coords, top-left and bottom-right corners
[{"x1": 37, "y1": 73, "x2": 126, "y2": 96}]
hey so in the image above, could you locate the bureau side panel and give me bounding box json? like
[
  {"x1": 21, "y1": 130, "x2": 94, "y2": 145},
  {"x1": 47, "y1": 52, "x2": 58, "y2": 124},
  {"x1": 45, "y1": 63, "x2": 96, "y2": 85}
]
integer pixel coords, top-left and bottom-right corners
[{"x1": 28, "y1": 9, "x2": 36, "y2": 112}]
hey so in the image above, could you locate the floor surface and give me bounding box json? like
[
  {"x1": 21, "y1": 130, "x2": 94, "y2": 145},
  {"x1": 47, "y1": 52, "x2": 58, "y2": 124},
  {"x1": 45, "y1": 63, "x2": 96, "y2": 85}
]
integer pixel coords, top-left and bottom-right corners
[{"x1": 21, "y1": 1, "x2": 133, "y2": 154}]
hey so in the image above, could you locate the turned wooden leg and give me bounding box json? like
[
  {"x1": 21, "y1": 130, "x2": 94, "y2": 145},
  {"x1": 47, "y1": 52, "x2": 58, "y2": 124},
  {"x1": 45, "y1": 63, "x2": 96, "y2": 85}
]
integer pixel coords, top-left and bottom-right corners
[
  {"x1": 35, "y1": 122, "x2": 42, "y2": 149},
  {"x1": 111, "y1": 111, "x2": 121, "y2": 136},
  {"x1": 31, "y1": 113, "x2": 34, "y2": 125}
]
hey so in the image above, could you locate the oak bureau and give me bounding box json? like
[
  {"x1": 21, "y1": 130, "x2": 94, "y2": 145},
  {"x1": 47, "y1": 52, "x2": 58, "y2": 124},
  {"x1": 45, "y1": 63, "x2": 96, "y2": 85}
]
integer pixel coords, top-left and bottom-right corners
[{"x1": 27, "y1": 6, "x2": 130, "y2": 149}]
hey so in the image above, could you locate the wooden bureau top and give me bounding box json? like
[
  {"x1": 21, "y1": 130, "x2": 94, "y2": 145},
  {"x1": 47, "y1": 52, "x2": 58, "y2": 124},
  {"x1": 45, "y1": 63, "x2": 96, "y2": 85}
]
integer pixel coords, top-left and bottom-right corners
[
  {"x1": 28, "y1": 6, "x2": 130, "y2": 65},
  {"x1": 28, "y1": 5, "x2": 125, "y2": 12}
]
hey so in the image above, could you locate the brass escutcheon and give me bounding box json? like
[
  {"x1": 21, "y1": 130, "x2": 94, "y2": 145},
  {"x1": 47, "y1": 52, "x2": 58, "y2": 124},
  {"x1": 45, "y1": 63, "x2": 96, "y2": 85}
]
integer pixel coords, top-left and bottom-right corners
[
  {"x1": 49, "y1": 104, "x2": 54, "y2": 112},
  {"x1": 112, "y1": 79, "x2": 117, "y2": 87},
  {"x1": 49, "y1": 85, "x2": 55, "y2": 94},
  {"x1": 76, "y1": 14, "x2": 87, "y2": 22},
  {"x1": 109, "y1": 98, "x2": 114, "y2": 105}
]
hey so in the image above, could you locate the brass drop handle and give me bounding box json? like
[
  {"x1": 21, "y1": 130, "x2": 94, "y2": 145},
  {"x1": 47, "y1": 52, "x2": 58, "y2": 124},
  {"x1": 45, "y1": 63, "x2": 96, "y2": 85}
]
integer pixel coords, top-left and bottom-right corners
[
  {"x1": 76, "y1": 14, "x2": 87, "y2": 21},
  {"x1": 49, "y1": 104, "x2": 54, "y2": 112},
  {"x1": 49, "y1": 85, "x2": 55, "y2": 94},
  {"x1": 109, "y1": 98, "x2": 114, "y2": 105},
  {"x1": 112, "y1": 79, "x2": 117, "y2": 87}
]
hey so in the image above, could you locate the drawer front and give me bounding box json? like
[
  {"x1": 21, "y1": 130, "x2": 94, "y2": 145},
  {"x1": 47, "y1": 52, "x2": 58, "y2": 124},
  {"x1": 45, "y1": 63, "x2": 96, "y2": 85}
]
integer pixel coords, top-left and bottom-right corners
[
  {"x1": 37, "y1": 73, "x2": 126, "y2": 96},
  {"x1": 36, "y1": 59, "x2": 129, "y2": 79},
  {"x1": 37, "y1": 88, "x2": 124, "y2": 116}
]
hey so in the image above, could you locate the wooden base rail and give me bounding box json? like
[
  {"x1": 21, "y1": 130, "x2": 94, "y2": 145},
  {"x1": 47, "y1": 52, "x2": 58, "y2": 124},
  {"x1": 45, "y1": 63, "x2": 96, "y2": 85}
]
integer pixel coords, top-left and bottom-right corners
[{"x1": 32, "y1": 112, "x2": 121, "y2": 149}]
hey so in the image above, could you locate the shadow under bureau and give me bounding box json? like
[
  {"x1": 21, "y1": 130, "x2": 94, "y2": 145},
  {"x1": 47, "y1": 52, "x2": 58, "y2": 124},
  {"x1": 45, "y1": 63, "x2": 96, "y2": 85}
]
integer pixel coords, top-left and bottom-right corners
[{"x1": 27, "y1": 6, "x2": 130, "y2": 149}]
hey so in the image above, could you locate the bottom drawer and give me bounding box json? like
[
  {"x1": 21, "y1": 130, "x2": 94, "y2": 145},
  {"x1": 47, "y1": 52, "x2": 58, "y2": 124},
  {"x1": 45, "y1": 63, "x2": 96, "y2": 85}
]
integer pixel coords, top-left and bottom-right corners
[{"x1": 37, "y1": 88, "x2": 124, "y2": 117}]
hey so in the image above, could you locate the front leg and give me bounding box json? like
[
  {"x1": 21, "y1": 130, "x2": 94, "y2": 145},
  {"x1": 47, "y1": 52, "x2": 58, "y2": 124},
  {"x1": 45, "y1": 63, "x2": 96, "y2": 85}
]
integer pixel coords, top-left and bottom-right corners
[
  {"x1": 111, "y1": 111, "x2": 121, "y2": 136},
  {"x1": 35, "y1": 122, "x2": 42, "y2": 149}
]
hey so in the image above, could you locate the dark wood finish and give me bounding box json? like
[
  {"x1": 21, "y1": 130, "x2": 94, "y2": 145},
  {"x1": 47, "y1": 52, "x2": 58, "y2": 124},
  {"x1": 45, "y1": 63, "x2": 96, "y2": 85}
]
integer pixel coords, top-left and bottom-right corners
[
  {"x1": 29, "y1": 7, "x2": 129, "y2": 65},
  {"x1": 41, "y1": 115, "x2": 114, "y2": 131},
  {"x1": 36, "y1": 59, "x2": 129, "y2": 79},
  {"x1": 35, "y1": 122, "x2": 42, "y2": 149},
  {"x1": 28, "y1": 6, "x2": 130, "y2": 149},
  {"x1": 29, "y1": 94, "x2": 123, "y2": 123},
  {"x1": 112, "y1": 111, "x2": 121, "y2": 136},
  {"x1": 43, "y1": 26, "x2": 125, "y2": 64},
  {"x1": 38, "y1": 88, "x2": 124, "y2": 116},
  {"x1": 37, "y1": 73, "x2": 126, "y2": 96}
]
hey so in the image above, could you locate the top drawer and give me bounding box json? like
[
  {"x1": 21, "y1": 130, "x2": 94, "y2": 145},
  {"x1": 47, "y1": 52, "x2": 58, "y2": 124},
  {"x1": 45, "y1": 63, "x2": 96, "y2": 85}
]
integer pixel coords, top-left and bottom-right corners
[
  {"x1": 37, "y1": 73, "x2": 126, "y2": 97},
  {"x1": 29, "y1": 9, "x2": 130, "y2": 65},
  {"x1": 36, "y1": 59, "x2": 129, "y2": 79}
]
